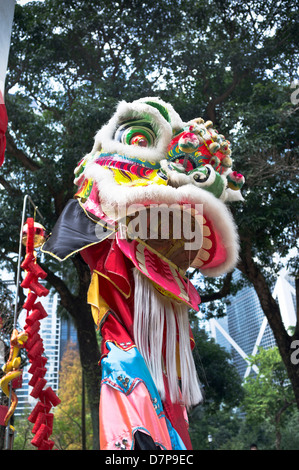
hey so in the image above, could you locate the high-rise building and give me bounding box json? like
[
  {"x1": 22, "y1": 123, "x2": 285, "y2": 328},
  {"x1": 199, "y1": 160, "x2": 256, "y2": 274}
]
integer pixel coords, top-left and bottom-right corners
[
  {"x1": 209, "y1": 268, "x2": 296, "y2": 379},
  {"x1": 59, "y1": 317, "x2": 78, "y2": 362}
]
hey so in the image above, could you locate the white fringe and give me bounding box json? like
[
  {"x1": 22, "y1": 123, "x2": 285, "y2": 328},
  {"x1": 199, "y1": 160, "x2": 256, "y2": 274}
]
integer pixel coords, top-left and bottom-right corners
[
  {"x1": 174, "y1": 302, "x2": 204, "y2": 408},
  {"x1": 133, "y1": 268, "x2": 203, "y2": 408}
]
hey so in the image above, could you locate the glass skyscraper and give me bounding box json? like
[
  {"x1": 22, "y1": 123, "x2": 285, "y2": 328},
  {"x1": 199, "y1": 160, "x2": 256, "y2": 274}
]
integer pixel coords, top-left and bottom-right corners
[
  {"x1": 209, "y1": 268, "x2": 295, "y2": 379},
  {"x1": 225, "y1": 270, "x2": 276, "y2": 377}
]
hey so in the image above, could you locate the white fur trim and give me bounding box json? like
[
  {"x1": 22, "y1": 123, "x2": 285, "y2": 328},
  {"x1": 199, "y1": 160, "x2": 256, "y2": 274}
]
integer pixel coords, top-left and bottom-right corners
[
  {"x1": 90, "y1": 98, "x2": 184, "y2": 162},
  {"x1": 225, "y1": 188, "x2": 244, "y2": 202},
  {"x1": 135, "y1": 96, "x2": 184, "y2": 132},
  {"x1": 160, "y1": 161, "x2": 228, "y2": 201}
]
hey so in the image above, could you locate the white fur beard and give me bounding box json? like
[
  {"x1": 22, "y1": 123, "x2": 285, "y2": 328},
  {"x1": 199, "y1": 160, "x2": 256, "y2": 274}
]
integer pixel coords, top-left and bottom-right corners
[{"x1": 133, "y1": 268, "x2": 203, "y2": 409}]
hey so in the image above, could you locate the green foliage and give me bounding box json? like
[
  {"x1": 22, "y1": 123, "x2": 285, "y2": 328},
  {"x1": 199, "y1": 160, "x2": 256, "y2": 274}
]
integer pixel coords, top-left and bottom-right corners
[
  {"x1": 12, "y1": 407, "x2": 38, "y2": 450},
  {"x1": 189, "y1": 406, "x2": 244, "y2": 450},
  {"x1": 188, "y1": 320, "x2": 244, "y2": 448},
  {"x1": 242, "y1": 346, "x2": 297, "y2": 449},
  {"x1": 189, "y1": 345, "x2": 299, "y2": 450},
  {"x1": 243, "y1": 347, "x2": 296, "y2": 424},
  {"x1": 51, "y1": 341, "x2": 93, "y2": 450}
]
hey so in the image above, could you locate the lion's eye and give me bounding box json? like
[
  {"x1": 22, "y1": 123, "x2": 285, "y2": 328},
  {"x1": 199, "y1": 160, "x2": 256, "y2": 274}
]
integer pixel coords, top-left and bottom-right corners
[
  {"x1": 129, "y1": 134, "x2": 149, "y2": 147},
  {"x1": 192, "y1": 165, "x2": 211, "y2": 183},
  {"x1": 193, "y1": 172, "x2": 206, "y2": 182},
  {"x1": 114, "y1": 120, "x2": 156, "y2": 147}
]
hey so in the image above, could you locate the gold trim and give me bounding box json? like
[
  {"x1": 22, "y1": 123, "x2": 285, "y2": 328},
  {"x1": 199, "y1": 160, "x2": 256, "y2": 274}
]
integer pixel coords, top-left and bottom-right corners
[
  {"x1": 87, "y1": 272, "x2": 111, "y2": 329},
  {"x1": 152, "y1": 282, "x2": 190, "y2": 306},
  {"x1": 41, "y1": 236, "x2": 113, "y2": 262},
  {"x1": 78, "y1": 199, "x2": 116, "y2": 229},
  {"x1": 103, "y1": 339, "x2": 137, "y2": 353},
  {"x1": 40, "y1": 199, "x2": 117, "y2": 261}
]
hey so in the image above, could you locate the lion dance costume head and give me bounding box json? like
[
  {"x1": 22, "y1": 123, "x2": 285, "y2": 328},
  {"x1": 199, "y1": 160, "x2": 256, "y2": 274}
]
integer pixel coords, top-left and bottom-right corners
[{"x1": 42, "y1": 97, "x2": 244, "y2": 450}]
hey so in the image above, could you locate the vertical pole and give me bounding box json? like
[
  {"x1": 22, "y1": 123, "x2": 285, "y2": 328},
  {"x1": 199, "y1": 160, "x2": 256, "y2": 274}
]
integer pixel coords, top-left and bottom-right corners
[{"x1": 4, "y1": 195, "x2": 28, "y2": 449}]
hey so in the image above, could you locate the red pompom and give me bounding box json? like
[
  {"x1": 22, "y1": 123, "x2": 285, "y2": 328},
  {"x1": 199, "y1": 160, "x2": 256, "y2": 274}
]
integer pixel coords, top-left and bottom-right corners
[
  {"x1": 27, "y1": 340, "x2": 44, "y2": 361},
  {"x1": 21, "y1": 272, "x2": 37, "y2": 289},
  {"x1": 25, "y1": 331, "x2": 41, "y2": 350},
  {"x1": 29, "y1": 280, "x2": 49, "y2": 297},
  {"x1": 32, "y1": 412, "x2": 53, "y2": 434},
  {"x1": 24, "y1": 320, "x2": 40, "y2": 337},
  {"x1": 20, "y1": 253, "x2": 36, "y2": 270},
  {"x1": 21, "y1": 255, "x2": 47, "y2": 279},
  {"x1": 25, "y1": 308, "x2": 43, "y2": 326},
  {"x1": 28, "y1": 356, "x2": 47, "y2": 375},
  {"x1": 32, "y1": 301, "x2": 48, "y2": 319}
]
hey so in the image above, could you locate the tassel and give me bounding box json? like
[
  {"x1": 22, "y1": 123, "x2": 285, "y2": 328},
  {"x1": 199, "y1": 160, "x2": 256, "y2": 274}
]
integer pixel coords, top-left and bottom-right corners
[
  {"x1": 174, "y1": 303, "x2": 203, "y2": 408},
  {"x1": 133, "y1": 268, "x2": 202, "y2": 408},
  {"x1": 134, "y1": 269, "x2": 165, "y2": 399}
]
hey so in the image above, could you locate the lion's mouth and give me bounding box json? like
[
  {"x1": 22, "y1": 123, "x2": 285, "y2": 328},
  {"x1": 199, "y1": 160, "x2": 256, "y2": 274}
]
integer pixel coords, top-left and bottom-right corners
[{"x1": 125, "y1": 204, "x2": 215, "y2": 273}]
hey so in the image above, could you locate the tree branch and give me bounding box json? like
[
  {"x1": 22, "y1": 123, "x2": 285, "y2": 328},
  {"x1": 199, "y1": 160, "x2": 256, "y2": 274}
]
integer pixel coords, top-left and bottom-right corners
[
  {"x1": 0, "y1": 175, "x2": 22, "y2": 196},
  {"x1": 206, "y1": 71, "x2": 245, "y2": 122},
  {"x1": 71, "y1": 254, "x2": 91, "y2": 299},
  {"x1": 5, "y1": 132, "x2": 41, "y2": 172},
  {"x1": 200, "y1": 271, "x2": 233, "y2": 303}
]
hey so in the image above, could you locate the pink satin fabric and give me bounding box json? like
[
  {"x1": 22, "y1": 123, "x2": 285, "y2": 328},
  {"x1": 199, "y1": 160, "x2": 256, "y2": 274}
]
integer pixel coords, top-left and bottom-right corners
[{"x1": 99, "y1": 380, "x2": 172, "y2": 450}]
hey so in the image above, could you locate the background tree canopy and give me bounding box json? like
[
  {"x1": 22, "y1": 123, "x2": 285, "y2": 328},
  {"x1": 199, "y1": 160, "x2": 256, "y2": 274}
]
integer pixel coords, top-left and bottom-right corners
[{"x1": 0, "y1": 0, "x2": 298, "y2": 449}]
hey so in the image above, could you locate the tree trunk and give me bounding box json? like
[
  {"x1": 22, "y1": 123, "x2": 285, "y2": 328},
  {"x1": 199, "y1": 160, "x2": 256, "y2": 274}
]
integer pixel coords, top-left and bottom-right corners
[
  {"x1": 73, "y1": 299, "x2": 100, "y2": 450},
  {"x1": 275, "y1": 426, "x2": 281, "y2": 451},
  {"x1": 274, "y1": 402, "x2": 295, "y2": 450},
  {"x1": 82, "y1": 369, "x2": 86, "y2": 450},
  {"x1": 238, "y1": 237, "x2": 299, "y2": 410}
]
